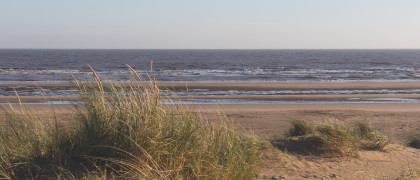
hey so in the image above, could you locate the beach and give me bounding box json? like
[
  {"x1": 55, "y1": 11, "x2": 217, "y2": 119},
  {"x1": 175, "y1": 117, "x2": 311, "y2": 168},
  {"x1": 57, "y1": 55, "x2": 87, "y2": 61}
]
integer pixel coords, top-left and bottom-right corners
[
  {"x1": 1, "y1": 81, "x2": 420, "y2": 178},
  {"x1": 7, "y1": 103, "x2": 420, "y2": 144},
  {"x1": 2, "y1": 103, "x2": 420, "y2": 179},
  {"x1": 2, "y1": 81, "x2": 420, "y2": 142},
  {"x1": 3, "y1": 2, "x2": 420, "y2": 178}
]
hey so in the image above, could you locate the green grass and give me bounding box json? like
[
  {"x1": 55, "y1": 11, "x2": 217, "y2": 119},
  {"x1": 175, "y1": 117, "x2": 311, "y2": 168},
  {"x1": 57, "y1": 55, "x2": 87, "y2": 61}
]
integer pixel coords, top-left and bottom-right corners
[
  {"x1": 0, "y1": 66, "x2": 268, "y2": 179},
  {"x1": 272, "y1": 119, "x2": 391, "y2": 157}
]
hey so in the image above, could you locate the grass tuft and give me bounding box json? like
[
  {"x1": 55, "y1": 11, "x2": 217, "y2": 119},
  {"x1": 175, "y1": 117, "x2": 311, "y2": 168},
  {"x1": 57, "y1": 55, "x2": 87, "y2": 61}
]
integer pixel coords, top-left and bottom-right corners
[
  {"x1": 0, "y1": 66, "x2": 267, "y2": 179},
  {"x1": 286, "y1": 120, "x2": 314, "y2": 137},
  {"x1": 272, "y1": 119, "x2": 391, "y2": 157},
  {"x1": 354, "y1": 122, "x2": 391, "y2": 151},
  {"x1": 396, "y1": 168, "x2": 420, "y2": 180},
  {"x1": 314, "y1": 119, "x2": 359, "y2": 156},
  {"x1": 408, "y1": 134, "x2": 420, "y2": 149}
]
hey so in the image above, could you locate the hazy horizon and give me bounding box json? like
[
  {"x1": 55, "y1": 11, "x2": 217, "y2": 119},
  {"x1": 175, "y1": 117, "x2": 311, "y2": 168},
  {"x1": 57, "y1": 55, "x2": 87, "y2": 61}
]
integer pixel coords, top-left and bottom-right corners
[
  {"x1": 2, "y1": 48, "x2": 420, "y2": 50},
  {"x1": 1, "y1": 1, "x2": 420, "y2": 49}
]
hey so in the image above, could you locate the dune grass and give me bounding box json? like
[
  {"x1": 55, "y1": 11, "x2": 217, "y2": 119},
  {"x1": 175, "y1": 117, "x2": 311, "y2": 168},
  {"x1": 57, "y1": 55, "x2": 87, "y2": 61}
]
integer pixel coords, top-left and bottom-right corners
[
  {"x1": 396, "y1": 168, "x2": 420, "y2": 180},
  {"x1": 0, "y1": 66, "x2": 267, "y2": 179},
  {"x1": 272, "y1": 119, "x2": 391, "y2": 157},
  {"x1": 286, "y1": 120, "x2": 315, "y2": 137},
  {"x1": 408, "y1": 134, "x2": 420, "y2": 149},
  {"x1": 313, "y1": 119, "x2": 359, "y2": 156},
  {"x1": 354, "y1": 122, "x2": 391, "y2": 151}
]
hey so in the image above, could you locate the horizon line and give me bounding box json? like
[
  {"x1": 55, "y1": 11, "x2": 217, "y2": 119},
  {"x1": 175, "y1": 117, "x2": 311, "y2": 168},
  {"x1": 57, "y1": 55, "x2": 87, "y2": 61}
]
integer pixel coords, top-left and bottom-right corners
[{"x1": 1, "y1": 48, "x2": 420, "y2": 50}]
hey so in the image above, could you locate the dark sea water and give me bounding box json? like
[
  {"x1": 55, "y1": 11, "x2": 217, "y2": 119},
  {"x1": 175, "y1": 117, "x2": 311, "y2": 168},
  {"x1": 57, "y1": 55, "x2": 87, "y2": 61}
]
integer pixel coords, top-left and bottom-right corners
[
  {"x1": 2, "y1": 49, "x2": 420, "y2": 82},
  {"x1": 2, "y1": 49, "x2": 420, "y2": 103}
]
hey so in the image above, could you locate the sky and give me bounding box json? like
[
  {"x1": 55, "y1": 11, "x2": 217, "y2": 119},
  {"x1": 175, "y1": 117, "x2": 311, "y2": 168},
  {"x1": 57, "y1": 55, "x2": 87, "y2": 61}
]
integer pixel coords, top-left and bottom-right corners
[{"x1": 1, "y1": 1, "x2": 420, "y2": 49}]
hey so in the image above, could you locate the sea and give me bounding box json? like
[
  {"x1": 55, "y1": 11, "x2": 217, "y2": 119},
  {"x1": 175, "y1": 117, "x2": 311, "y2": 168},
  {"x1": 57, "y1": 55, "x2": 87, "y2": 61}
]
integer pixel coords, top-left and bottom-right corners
[
  {"x1": 2, "y1": 49, "x2": 420, "y2": 104},
  {"x1": 2, "y1": 49, "x2": 420, "y2": 82}
]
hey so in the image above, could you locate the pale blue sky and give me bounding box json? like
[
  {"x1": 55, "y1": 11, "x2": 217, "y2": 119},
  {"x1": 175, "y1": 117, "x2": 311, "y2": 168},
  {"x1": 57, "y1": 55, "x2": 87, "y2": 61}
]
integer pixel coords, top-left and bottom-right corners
[{"x1": 1, "y1": 1, "x2": 419, "y2": 49}]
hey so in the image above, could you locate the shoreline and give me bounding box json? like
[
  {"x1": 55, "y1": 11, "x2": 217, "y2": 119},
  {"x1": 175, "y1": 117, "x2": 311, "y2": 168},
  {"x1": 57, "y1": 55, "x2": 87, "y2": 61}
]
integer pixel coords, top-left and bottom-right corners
[
  {"x1": 1, "y1": 81, "x2": 420, "y2": 90},
  {"x1": 2, "y1": 94, "x2": 420, "y2": 103},
  {"x1": 2, "y1": 81, "x2": 420, "y2": 103}
]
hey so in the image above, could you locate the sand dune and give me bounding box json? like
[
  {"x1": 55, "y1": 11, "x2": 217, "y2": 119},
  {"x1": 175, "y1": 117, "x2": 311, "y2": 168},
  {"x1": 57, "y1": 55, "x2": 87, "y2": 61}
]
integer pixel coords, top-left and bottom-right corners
[
  {"x1": 1, "y1": 103, "x2": 419, "y2": 179},
  {"x1": 1, "y1": 81, "x2": 419, "y2": 178}
]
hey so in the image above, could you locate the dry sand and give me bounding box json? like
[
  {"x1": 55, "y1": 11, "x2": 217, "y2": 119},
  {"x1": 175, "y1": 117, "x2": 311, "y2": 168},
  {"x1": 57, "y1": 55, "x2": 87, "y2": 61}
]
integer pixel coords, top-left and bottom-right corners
[
  {"x1": 2, "y1": 103, "x2": 419, "y2": 179},
  {"x1": 1, "y1": 82, "x2": 420, "y2": 179},
  {"x1": 195, "y1": 104, "x2": 420, "y2": 179}
]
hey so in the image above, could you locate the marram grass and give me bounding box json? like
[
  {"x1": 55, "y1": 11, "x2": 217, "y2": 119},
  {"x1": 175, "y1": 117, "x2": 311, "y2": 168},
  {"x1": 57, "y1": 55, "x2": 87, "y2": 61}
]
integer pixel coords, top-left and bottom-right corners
[
  {"x1": 0, "y1": 66, "x2": 267, "y2": 179},
  {"x1": 408, "y1": 134, "x2": 420, "y2": 149},
  {"x1": 272, "y1": 119, "x2": 391, "y2": 157}
]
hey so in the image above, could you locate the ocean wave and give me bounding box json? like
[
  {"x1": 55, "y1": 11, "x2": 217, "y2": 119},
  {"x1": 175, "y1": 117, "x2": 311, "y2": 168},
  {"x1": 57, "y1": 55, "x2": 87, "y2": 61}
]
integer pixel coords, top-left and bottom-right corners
[
  {"x1": 2, "y1": 49, "x2": 420, "y2": 82},
  {"x1": 2, "y1": 67, "x2": 420, "y2": 82},
  {"x1": 0, "y1": 69, "x2": 83, "y2": 75},
  {"x1": 172, "y1": 89, "x2": 420, "y2": 96}
]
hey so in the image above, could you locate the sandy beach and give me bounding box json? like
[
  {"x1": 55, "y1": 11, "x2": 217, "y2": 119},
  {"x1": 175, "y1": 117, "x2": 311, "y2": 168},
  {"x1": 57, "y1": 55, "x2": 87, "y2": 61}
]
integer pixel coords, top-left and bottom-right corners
[
  {"x1": 1, "y1": 82, "x2": 420, "y2": 179},
  {"x1": 1, "y1": 81, "x2": 420, "y2": 144},
  {"x1": 5, "y1": 103, "x2": 418, "y2": 144},
  {"x1": 4, "y1": 2, "x2": 420, "y2": 178},
  {"x1": 2, "y1": 103, "x2": 420, "y2": 179}
]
